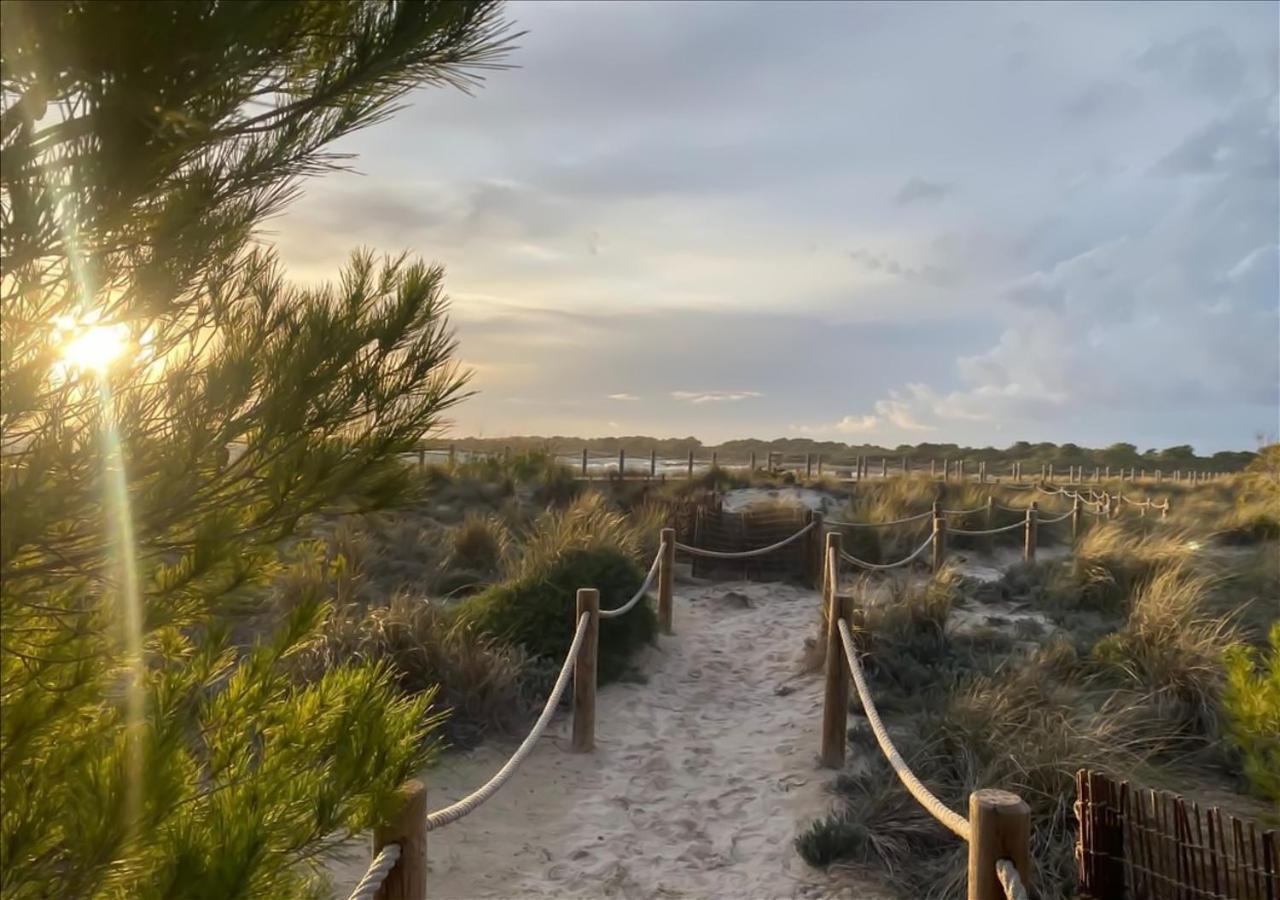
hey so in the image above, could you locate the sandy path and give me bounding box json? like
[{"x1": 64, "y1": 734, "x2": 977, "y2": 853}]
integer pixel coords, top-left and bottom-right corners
[{"x1": 328, "y1": 577, "x2": 888, "y2": 899}]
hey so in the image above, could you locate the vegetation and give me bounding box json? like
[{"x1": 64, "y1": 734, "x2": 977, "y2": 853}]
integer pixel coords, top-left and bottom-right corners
[
  {"x1": 0, "y1": 2, "x2": 516, "y2": 896},
  {"x1": 1223, "y1": 624, "x2": 1280, "y2": 809},
  {"x1": 798, "y1": 480, "x2": 1279, "y2": 898}
]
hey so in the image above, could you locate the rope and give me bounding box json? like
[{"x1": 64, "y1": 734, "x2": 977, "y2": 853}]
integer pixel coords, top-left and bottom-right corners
[
  {"x1": 424, "y1": 612, "x2": 590, "y2": 831},
  {"x1": 996, "y1": 859, "x2": 1030, "y2": 900},
  {"x1": 942, "y1": 504, "x2": 988, "y2": 516},
  {"x1": 948, "y1": 520, "x2": 1026, "y2": 537},
  {"x1": 599, "y1": 550, "x2": 661, "y2": 619},
  {"x1": 346, "y1": 843, "x2": 401, "y2": 900},
  {"x1": 839, "y1": 532, "x2": 935, "y2": 572},
  {"x1": 1120, "y1": 495, "x2": 1151, "y2": 507},
  {"x1": 837, "y1": 618, "x2": 970, "y2": 840},
  {"x1": 1038, "y1": 509, "x2": 1075, "y2": 525},
  {"x1": 994, "y1": 503, "x2": 1031, "y2": 514},
  {"x1": 826, "y1": 510, "x2": 932, "y2": 528},
  {"x1": 675, "y1": 520, "x2": 815, "y2": 559}
]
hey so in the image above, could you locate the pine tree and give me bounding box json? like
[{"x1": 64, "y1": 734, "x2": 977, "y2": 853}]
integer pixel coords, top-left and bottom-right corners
[{"x1": 0, "y1": 2, "x2": 514, "y2": 896}]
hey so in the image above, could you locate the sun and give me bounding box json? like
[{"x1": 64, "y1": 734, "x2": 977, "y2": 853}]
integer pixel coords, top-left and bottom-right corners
[{"x1": 56, "y1": 320, "x2": 130, "y2": 374}]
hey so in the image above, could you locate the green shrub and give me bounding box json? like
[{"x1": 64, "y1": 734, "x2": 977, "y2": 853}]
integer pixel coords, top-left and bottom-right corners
[
  {"x1": 1223, "y1": 624, "x2": 1280, "y2": 808},
  {"x1": 458, "y1": 547, "x2": 655, "y2": 682},
  {"x1": 446, "y1": 513, "x2": 511, "y2": 578}
]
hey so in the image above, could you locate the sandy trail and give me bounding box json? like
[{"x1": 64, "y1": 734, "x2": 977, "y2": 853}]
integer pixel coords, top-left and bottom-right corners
[{"x1": 328, "y1": 576, "x2": 889, "y2": 899}]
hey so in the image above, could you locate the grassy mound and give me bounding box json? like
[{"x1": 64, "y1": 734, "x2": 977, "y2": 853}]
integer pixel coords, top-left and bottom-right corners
[{"x1": 457, "y1": 546, "x2": 655, "y2": 682}]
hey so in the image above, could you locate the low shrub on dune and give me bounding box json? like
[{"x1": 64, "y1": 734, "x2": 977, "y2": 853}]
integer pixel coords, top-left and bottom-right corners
[
  {"x1": 457, "y1": 546, "x2": 655, "y2": 683},
  {"x1": 1222, "y1": 624, "x2": 1280, "y2": 810},
  {"x1": 1090, "y1": 566, "x2": 1240, "y2": 735}
]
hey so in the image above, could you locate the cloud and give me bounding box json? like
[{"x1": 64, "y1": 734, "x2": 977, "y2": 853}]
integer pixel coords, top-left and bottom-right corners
[
  {"x1": 1137, "y1": 27, "x2": 1247, "y2": 100},
  {"x1": 848, "y1": 248, "x2": 951, "y2": 286},
  {"x1": 607, "y1": 392, "x2": 640, "y2": 401},
  {"x1": 670, "y1": 390, "x2": 763, "y2": 404},
  {"x1": 894, "y1": 177, "x2": 952, "y2": 206},
  {"x1": 1060, "y1": 81, "x2": 1142, "y2": 120}
]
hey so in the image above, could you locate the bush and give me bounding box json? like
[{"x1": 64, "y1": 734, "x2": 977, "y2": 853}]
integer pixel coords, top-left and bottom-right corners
[
  {"x1": 1090, "y1": 566, "x2": 1239, "y2": 735},
  {"x1": 445, "y1": 513, "x2": 512, "y2": 579},
  {"x1": 301, "y1": 593, "x2": 532, "y2": 749},
  {"x1": 1223, "y1": 624, "x2": 1280, "y2": 809},
  {"x1": 458, "y1": 546, "x2": 656, "y2": 682}
]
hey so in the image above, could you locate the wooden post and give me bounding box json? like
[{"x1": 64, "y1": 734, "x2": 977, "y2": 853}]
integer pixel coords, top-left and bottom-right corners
[
  {"x1": 901, "y1": 456, "x2": 908, "y2": 477},
  {"x1": 985, "y1": 495, "x2": 995, "y2": 533},
  {"x1": 806, "y1": 511, "x2": 825, "y2": 590},
  {"x1": 958, "y1": 458, "x2": 965, "y2": 481},
  {"x1": 820, "y1": 540, "x2": 852, "y2": 769},
  {"x1": 1102, "y1": 492, "x2": 1111, "y2": 520},
  {"x1": 1094, "y1": 466, "x2": 1100, "y2": 483},
  {"x1": 373, "y1": 779, "x2": 428, "y2": 900},
  {"x1": 967, "y1": 788, "x2": 1031, "y2": 900},
  {"x1": 417, "y1": 448, "x2": 426, "y2": 468},
  {"x1": 1161, "y1": 501, "x2": 1169, "y2": 520},
  {"x1": 572, "y1": 588, "x2": 599, "y2": 753},
  {"x1": 932, "y1": 502, "x2": 947, "y2": 573},
  {"x1": 881, "y1": 457, "x2": 888, "y2": 479},
  {"x1": 805, "y1": 453, "x2": 812, "y2": 479},
  {"x1": 1155, "y1": 469, "x2": 1162, "y2": 483},
  {"x1": 750, "y1": 450, "x2": 756, "y2": 471},
  {"x1": 503, "y1": 445, "x2": 511, "y2": 462},
  {"x1": 449, "y1": 444, "x2": 457, "y2": 467},
  {"x1": 687, "y1": 449, "x2": 694, "y2": 478},
  {"x1": 1024, "y1": 503, "x2": 1038, "y2": 563},
  {"x1": 1047, "y1": 462, "x2": 1054, "y2": 483},
  {"x1": 711, "y1": 451, "x2": 718, "y2": 471},
  {"x1": 943, "y1": 458, "x2": 950, "y2": 482},
  {"x1": 1105, "y1": 465, "x2": 1111, "y2": 480},
  {"x1": 817, "y1": 454, "x2": 824, "y2": 477},
  {"x1": 618, "y1": 448, "x2": 626, "y2": 479},
  {"x1": 930, "y1": 458, "x2": 937, "y2": 479},
  {"x1": 658, "y1": 528, "x2": 675, "y2": 634},
  {"x1": 1071, "y1": 494, "x2": 1082, "y2": 543},
  {"x1": 581, "y1": 448, "x2": 588, "y2": 477}
]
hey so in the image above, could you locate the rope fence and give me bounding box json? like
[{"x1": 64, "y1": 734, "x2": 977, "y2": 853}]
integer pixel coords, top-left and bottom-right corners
[
  {"x1": 823, "y1": 540, "x2": 1033, "y2": 900},
  {"x1": 350, "y1": 478, "x2": 1176, "y2": 898}
]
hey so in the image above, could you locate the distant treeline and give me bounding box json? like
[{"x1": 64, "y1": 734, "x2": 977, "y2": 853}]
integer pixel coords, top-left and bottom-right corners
[{"x1": 422, "y1": 435, "x2": 1258, "y2": 473}]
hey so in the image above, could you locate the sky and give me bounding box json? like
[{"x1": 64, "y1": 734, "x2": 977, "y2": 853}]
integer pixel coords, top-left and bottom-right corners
[{"x1": 271, "y1": 1, "x2": 1280, "y2": 453}]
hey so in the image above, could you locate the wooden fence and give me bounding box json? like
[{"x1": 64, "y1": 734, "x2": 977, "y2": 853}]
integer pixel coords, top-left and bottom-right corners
[{"x1": 1076, "y1": 770, "x2": 1278, "y2": 900}]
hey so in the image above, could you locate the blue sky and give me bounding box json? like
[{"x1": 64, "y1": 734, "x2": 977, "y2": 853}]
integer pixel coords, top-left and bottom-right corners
[{"x1": 272, "y1": 1, "x2": 1279, "y2": 452}]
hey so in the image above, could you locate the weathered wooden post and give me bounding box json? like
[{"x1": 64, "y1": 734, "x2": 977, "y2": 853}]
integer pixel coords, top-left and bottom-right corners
[
  {"x1": 1047, "y1": 462, "x2": 1055, "y2": 483},
  {"x1": 966, "y1": 789, "x2": 1031, "y2": 900},
  {"x1": 1071, "y1": 494, "x2": 1082, "y2": 543},
  {"x1": 658, "y1": 528, "x2": 675, "y2": 634},
  {"x1": 1155, "y1": 469, "x2": 1162, "y2": 483},
  {"x1": 985, "y1": 495, "x2": 995, "y2": 533},
  {"x1": 805, "y1": 453, "x2": 813, "y2": 480},
  {"x1": 618, "y1": 448, "x2": 626, "y2": 479},
  {"x1": 417, "y1": 448, "x2": 426, "y2": 468},
  {"x1": 958, "y1": 458, "x2": 966, "y2": 481},
  {"x1": 449, "y1": 444, "x2": 457, "y2": 467},
  {"x1": 820, "y1": 536, "x2": 852, "y2": 769},
  {"x1": 750, "y1": 450, "x2": 757, "y2": 471},
  {"x1": 932, "y1": 501, "x2": 947, "y2": 573},
  {"x1": 503, "y1": 445, "x2": 511, "y2": 462},
  {"x1": 572, "y1": 588, "x2": 599, "y2": 752},
  {"x1": 687, "y1": 449, "x2": 694, "y2": 479},
  {"x1": 1161, "y1": 501, "x2": 1169, "y2": 520},
  {"x1": 373, "y1": 779, "x2": 428, "y2": 900},
  {"x1": 711, "y1": 451, "x2": 718, "y2": 471},
  {"x1": 806, "y1": 511, "x2": 825, "y2": 590},
  {"x1": 930, "y1": 458, "x2": 937, "y2": 479},
  {"x1": 817, "y1": 454, "x2": 824, "y2": 478},
  {"x1": 1024, "y1": 503, "x2": 1038, "y2": 563},
  {"x1": 881, "y1": 457, "x2": 888, "y2": 479},
  {"x1": 1102, "y1": 492, "x2": 1111, "y2": 520},
  {"x1": 1094, "y1": 466, "x2": 1100, "y2": 483},
  {"x1": 943, "y1": 458, "x2": 950, "y2": 482},
  {"x1": 582, "y1": 448, "x2": 589, "y2": 478}
]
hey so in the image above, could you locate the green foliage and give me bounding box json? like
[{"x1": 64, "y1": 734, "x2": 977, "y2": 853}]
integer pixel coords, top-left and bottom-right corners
[
  {"x1": 445, "y1": 512, "x2": 512, "y2": 581},
  {"x1": 458, "y1": 547, "x2": 655, "y2": 683},
  {"x1": 1223, "y1": 624, "x2": 1280, "y2": 808},
  {"x1": 0, "y1": 1, "x2": 515, "y2": 895}
]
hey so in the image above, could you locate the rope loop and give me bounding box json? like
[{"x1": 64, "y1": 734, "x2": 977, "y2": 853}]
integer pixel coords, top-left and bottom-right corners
[
  {"x1": 839, "y1": 532, "x2": 935, "y2": 571},
  {"x1": 675, "y1": 520, "x2": 815, "y2": 559},
  {"x1": 599, "y1": 550, "x2": 662, "y2": 619},
  {"x1": 424, "y1": 612, "x2": 590, "y2": 831},
  {"x1": 827, "y1": 510, "x2": 932, "y2": 529},
  {"x1": 837, "y1": 619, "x2": 970, "y2": 839}
]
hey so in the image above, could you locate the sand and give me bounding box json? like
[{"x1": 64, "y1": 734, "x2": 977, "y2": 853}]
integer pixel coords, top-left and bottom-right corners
[{"x1": 327, "y1": 575, "x2": 890, "y2": 899}]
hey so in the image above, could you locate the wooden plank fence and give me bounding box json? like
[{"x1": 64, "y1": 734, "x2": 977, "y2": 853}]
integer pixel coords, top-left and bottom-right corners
[{"x1": 1076, "y1": 770, "x2": 1278, "y2": 900}]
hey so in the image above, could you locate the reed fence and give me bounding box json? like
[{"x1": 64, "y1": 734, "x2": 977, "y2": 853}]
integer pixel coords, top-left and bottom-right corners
[{"x1": 1076, "y1": 770, "x2": 1277, "y2": 900}]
